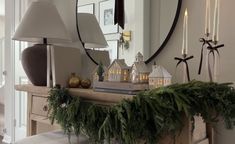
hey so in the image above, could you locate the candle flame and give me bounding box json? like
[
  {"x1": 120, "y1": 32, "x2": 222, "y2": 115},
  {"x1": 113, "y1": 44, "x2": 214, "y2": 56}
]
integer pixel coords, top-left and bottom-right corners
[{"x1": 185, "y1": 9, "x2": 188, "y2": 16}]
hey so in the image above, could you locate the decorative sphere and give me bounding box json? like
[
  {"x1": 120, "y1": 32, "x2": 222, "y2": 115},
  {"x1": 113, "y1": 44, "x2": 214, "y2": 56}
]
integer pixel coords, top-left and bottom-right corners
[
  {"x1": 81, "y1": 79, "x2": 91, "y2": 89},
  {"x1": 68, "y1": 73, "x2": 80, "y2": 88}
]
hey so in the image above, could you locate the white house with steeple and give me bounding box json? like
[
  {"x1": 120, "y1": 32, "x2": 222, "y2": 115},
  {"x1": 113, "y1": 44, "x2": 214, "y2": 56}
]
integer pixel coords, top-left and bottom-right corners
[{"x1": 130, "y1": 52, "x2": 150, "y2": 84}]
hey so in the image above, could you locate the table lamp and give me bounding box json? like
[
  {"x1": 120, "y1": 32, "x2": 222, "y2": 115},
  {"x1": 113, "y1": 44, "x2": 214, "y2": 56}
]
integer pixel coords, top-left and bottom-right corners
[
  {"x1": 12, "y1": 1, "x2": 71, "y2": 86},
  {"x1": 76, "y1": 13, "x2": 108, "y2": 65}
]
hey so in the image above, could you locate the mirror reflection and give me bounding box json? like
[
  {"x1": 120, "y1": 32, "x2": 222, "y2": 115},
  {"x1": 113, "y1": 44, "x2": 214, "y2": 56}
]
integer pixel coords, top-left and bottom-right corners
[
  {"x1": 77, "y1": 0, "x2": 180, "y2": 66},
  {"x1": 149, "y1": 0, "x2": 178, "y2": 56}
]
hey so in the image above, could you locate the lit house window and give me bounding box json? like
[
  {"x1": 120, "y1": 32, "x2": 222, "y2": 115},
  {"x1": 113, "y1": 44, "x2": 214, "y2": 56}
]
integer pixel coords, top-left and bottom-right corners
[{"x1": 124, "y1": 70, "x2": 127, "y2": 75}]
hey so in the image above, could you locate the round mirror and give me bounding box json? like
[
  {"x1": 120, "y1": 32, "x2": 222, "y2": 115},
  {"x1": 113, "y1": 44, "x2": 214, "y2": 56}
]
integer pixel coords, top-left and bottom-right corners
[{"x1": 76, "y1": 0, "x2": 182, "y2": 65}]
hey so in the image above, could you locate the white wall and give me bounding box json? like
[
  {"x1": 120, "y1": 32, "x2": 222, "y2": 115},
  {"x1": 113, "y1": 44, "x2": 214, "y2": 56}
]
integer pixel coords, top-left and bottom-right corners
[
  {"x1": 159, "y1": 0, "x2": 177, "y2": 45},
  {"x1": 0, "y1": 0, "x2": 5, "y2": 16},
  {"x1": 150, "y1": 0, "x2": 178, "y2": 56},
  {"x1": 0, "y1": 16, "x2": 4, "y2": 38},
  {"x1": 150, "y1": 0, "x2": 160, "y2": 55}
]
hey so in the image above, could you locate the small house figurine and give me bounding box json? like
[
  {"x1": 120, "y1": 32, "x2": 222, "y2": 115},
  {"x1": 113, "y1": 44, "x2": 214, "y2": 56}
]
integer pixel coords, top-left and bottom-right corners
[
  {"x1": 108, "y1": 59, "x2": 130, "y2": 82},
  {"x1": 93, "y1": 58, "x2": 149, "y2": 94},
  {"x1": 149, "y1": 64, "x2": 172, "y2": 89},
  {"x1": 92, "y1": 65, "x2": 108, "y2": 82},
  {"x1": 130, "y1": 52, "x2": 150, "y2": 83}
]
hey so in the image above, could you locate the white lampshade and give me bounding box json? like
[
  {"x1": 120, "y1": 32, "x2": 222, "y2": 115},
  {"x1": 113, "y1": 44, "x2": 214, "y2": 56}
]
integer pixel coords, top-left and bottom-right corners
[
  {"x1": 12, "y1": 1, "x2": 71, "y2": 44},
  {"x1": 77, "y1": 13, "x2": 108, "y2": 48}
]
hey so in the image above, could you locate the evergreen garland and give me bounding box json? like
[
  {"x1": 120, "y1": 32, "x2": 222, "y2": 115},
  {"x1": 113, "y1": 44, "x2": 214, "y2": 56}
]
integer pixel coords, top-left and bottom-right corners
[{"x1": 48, "y1": 81, "x2": 235, "y2": 144}]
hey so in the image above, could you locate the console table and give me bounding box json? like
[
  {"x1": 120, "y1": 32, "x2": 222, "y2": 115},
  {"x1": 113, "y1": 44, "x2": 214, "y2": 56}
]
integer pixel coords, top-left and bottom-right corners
[{"x1": 15, "y1": 84, "x2": 213, "y2": 144}]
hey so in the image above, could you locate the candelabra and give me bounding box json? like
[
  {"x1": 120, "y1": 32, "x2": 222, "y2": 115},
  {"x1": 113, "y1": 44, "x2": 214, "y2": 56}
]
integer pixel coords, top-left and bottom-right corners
[
  {"x1": 175, "y1": 54, "x2": 194, "y2": 82},
  {"x1": 198, "y1": 35, "x2": 224, "y2": 82}
]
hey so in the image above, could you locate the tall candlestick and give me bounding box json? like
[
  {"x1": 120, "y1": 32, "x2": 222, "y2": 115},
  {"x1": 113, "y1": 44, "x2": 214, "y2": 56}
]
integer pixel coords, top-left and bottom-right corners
[
  {"x1": 205, "y1": 0, "x2": 211, "y2": 37},
  {"x1": 182, "y1": 9, "x2": 188, "y2": 55},
  {"x1": 213, "y1": 0, "x2": 220, "y2": 43}
]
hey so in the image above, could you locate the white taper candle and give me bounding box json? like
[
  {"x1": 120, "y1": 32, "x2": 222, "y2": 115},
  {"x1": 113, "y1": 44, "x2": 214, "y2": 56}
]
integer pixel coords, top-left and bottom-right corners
[
  {"x1": 182, "y1": 9, "x2": 188, "y2": 55},
  {"x1": 205, "y1": 0, "x2": 211, "y2": 36},
  {"x1": 213, "y1": 0, "x2": 220, "y2": 43}
]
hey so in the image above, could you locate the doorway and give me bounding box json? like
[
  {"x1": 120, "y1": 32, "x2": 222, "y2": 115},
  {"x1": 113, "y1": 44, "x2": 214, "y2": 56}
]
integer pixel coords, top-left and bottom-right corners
[
  {"x1": 0, "y1": 0, "x2": 5, "y2": 138},
  {"x1": 2, "y1": 0, "x2": 29, "y2": 142},
  {"x1": 13, "y1": 0, "x2": 29, "y2": 141}
]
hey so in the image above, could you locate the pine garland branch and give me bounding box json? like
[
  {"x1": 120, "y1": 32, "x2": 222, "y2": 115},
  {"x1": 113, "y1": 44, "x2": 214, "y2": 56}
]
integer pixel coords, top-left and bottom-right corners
[{"x1": 48, "y1": 81, "x2": 235, "y2": 144}]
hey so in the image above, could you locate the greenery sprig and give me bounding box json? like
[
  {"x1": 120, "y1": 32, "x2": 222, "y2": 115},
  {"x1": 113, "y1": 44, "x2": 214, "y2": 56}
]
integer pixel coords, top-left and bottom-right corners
[{"x1": 48, "y1": 81, "x2": 235, "y2": 144}]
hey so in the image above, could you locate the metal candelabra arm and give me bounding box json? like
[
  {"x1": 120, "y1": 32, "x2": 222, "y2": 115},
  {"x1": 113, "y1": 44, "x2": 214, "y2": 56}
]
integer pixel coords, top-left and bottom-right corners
[
  {"x1": 198, "y1": 37, "x2": 224, "y2": 82},
  {"x1": 174, "y1": 55, "x2": 194, "y2": 82}
]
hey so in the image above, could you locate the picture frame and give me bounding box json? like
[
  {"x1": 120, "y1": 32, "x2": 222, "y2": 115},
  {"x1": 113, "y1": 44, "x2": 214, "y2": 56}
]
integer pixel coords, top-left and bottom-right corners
[
  {"x1": 99, "y1": 0, "x2": 118, "y2": 34},
  {"x1": 77, "y1": 3, "x2": 95, "y2": 14}
]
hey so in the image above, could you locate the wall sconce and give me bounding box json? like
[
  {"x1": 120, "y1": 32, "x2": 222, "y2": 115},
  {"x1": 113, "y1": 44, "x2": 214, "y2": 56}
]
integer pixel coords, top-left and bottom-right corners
[{"x1": 119, "y1": 31, "x2": 131, "y2": 49}]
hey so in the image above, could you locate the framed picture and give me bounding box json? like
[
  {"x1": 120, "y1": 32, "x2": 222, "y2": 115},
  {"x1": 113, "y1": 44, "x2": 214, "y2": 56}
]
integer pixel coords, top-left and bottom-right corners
[
  {"x1": 99, "y1": 0, "x2": 118, "y2": 34},
  {"x1": 106, "y1": 40, "x2": 118, "y2": 63},
  {"x1": 77, "y1": 3, "x2": 94, "y2": 14}
]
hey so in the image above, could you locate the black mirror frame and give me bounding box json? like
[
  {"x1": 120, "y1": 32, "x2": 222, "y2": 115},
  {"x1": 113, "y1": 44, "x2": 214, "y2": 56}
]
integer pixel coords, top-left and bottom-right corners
[
  {"x1": 75, "y1": 0, "x2": 99, "y2": 65},
  {"x1": 76, "y1": 0, "x2": 182, "y2": 65}
]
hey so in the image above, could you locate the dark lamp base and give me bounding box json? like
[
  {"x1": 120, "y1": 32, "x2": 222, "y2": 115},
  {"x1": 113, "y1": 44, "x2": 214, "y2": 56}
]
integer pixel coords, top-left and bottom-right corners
[{"x1": 21, "y1": 44, "x2": 47, "y2": 86}]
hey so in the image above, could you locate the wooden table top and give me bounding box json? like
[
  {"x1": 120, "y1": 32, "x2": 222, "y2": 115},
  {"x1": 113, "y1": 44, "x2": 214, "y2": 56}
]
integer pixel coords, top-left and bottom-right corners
[{"x1": 15, "y1": 84, "x2": 134, "y2": 104}]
